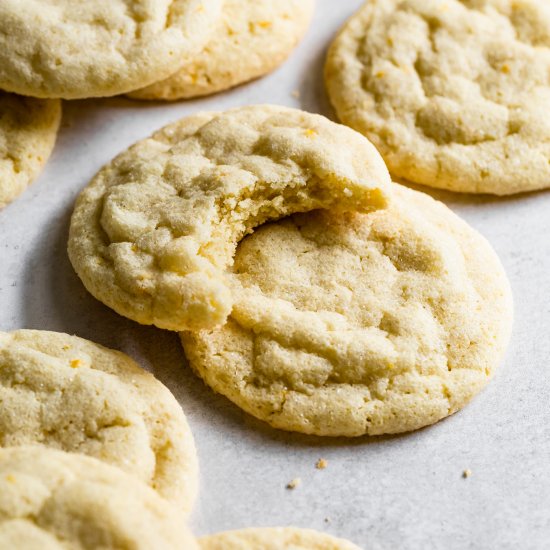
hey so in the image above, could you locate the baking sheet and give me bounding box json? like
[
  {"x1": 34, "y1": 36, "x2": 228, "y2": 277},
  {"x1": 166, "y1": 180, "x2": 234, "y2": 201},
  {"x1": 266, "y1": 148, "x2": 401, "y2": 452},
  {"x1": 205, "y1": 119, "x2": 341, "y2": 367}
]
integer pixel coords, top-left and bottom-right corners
[{"x1": 1, "y1": 1, "x2": 549, "y2": 548}]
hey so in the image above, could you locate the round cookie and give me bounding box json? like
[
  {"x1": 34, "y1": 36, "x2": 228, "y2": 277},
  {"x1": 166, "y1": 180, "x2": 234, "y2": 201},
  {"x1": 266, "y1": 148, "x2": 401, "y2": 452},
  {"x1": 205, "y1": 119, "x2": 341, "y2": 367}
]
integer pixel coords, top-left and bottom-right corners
[
  {"x1": 199, "y1": 527, "x2": 361, "y2": 549},
  {"x1": 325, "y1": 0, "x2": 550, "y2": 195},
  {"x1": 0, "y1": 447, "x2": 198, "y2": 550},
  {"x1": 181, "y1": 184, "x2": 513, "y2": 437},
  {"x1": 129, "y1": 0, "x2": 315, "y2": 100},
  {"x1": 0, "y1": 0, "x2": 223, "y2": 99},
  {"x1": 0, "y1": 92, "x2": 61, "y2": 208},
  {"x1": 68, "y1": 105, "x2": 391, "y2": 332},
  {"x1": 0, "y1": 330, "x2": 198, "y2": 514}
]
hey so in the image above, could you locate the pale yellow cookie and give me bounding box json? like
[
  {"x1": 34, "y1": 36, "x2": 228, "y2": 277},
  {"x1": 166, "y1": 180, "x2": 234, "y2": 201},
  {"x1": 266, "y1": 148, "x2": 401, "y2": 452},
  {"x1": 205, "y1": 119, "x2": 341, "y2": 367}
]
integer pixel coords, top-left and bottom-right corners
[
  {"x1": 0, "y1": 0, "x2": 223, "y2": 99},
  {"x1": 129, "y1": 0, "x2": 315, "y2": 100},
  {"x1": 0, "y1": 330, "x2": 198, "y2": 514},
  {"x1": 0, "y1": 447, "x2": 198, "y2": 550},
  {"x1": 200, "y1": 527, "x2": 362, "y2": 549},
  {"x1": 0, "y1": 92, "x2": 61, "y2": 208},
  {"x1": 68, "y1": 105, "x2": 391, "y2": 332},
  {"x1": 325, "y1": 0, "x2": 550, "y2": 195},
  {"x1": 181, "y1": 184, "x2": 513, "y2": 437}
]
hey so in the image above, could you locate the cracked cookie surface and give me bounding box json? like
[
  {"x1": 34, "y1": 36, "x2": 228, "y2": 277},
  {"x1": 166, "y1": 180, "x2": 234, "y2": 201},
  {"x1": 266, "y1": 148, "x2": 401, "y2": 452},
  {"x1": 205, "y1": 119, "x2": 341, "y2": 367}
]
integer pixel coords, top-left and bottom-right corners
[
  {"x1": 199, "y1": 527, "x2": 361, "y2": 549},
  {"x1": 325, "y1": 0, "x2": 550, "y2": 195},
  {"x1": 0, "y1": 330, "x2": 198, "y2": 513},
  {"x1": 0, "y1": 447, "x2": 198, "y2": 550},
  {"x1": 181, "y1": 184, "x2": 513, "y2": 436},
  {"x1": 129, "y1": 0, "x2": 315, "y2": 100},
  {"x1": 0, "y1": 0, "x2": 222, "y2": 99},
  {"x1": 0, "y1": 92, "x2": 61, "y2": 208},
  {"x1": 68, "y1": 105, "x2": 390, "y2": 332}
]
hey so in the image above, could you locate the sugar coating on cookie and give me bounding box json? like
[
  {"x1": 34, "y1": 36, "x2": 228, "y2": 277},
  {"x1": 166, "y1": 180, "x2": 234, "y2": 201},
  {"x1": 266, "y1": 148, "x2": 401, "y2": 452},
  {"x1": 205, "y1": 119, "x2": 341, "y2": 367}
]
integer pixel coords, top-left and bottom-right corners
[
  {"x1": 0, "y1": 92, "x2": 61, "y2": 208},
  {"x1": 0, "y1": 330, "x2": 198, "y2": 513},
  {"x1": 68, "y1": 105, "x2": 390, "y2": 332},
  {"x1": 0, "y1": 0, "x2": 223, "y2": 99},
  {"x1": 325, "y1": 0, "x2": 550, "y2": 195},
  {"x1": 129, "y1": 0, "x2": 315, "y2": 100},
  {"x1": 0, "y1": 447, "x2": 198, "y2": 550},
  {"x1": 182, "y1": 184, "x2": 513, "y2": 437},
  {"x1": 199, "y1": 527, "x2": 361, "y2": 549}
]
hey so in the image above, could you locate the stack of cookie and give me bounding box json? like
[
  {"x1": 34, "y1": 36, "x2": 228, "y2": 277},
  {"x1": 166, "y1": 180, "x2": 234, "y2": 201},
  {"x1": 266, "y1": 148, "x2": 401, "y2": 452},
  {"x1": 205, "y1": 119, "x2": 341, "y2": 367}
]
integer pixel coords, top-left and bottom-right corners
[
  {"x1": 68, "y1": 102, "x2": 513, "y2": 439},
  {"x1": 0, "y1": 0, "x2": 314, "y2": 208},
  {"x1": 0, "y1": 330, "x2": 201, "y2": 547}
]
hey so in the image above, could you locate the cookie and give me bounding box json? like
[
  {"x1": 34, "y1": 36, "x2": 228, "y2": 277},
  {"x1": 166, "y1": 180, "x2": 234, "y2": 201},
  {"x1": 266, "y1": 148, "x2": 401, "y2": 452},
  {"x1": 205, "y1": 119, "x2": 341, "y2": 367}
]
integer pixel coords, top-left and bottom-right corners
[
  {"x1": 325, "y1": 0, "x2": 550, "y2": 195},
  {"x1": 0, "y1": 92, "x2": 61, "y2": 208},
  {"x1": 0, "y1": 447, "x2": 198, "y2": 550},
  {"x1": 0, "y1": 0, "x2": 223, "y2": 99},
  {"x1": 129, "y1": 0, "x2": 315, "y2": 100},
  {"x1": 0, "y1": 330, "x2": 198, "y2": 513},
  {"x1": 199, "y1": 527, "x2": 361, "y2": 549},
  {"x1": 68, "y1": 105, "x2": 391, "y2": 332},
  {"x1": 181, "y1": 184, "x2": 513, "y2": 437}
]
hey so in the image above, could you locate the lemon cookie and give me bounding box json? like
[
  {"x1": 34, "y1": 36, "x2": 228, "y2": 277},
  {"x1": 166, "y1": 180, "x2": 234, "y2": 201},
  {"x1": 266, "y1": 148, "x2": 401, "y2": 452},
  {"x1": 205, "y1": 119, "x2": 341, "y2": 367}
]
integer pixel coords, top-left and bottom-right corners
[
  {"x1": 129, "y1": 0, "x2": 315, "y2": 100},
  {"x1": 200, "y1": 527, "x2": 361, "y2": 549},
  {"x1": 181, "y1": 184, "x2": 513, "y2": 437},
  {"x1": 0, "y1": 0, "x2": 222, "y2": 99},
  {"x1": 68, "y1": 105, "x2": 390, "y2": 332},
  {"x1": 0, "y1": 447, "x2": 198, "y2": 550},
  {"x1": 0, "y1": 330, "x2": 198, "y2": 513},
  {"x1": 325, "y1": 0, "x2": 550, "y2": 195},
  {"x1": 0, "y1": 92, "x2": 61, "y2": 208}
]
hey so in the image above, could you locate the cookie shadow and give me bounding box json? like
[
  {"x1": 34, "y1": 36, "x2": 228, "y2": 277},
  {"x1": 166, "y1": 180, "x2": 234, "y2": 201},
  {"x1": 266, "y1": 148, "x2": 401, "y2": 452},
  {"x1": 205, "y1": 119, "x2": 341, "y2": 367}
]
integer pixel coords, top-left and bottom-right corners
[
  {"x1": 63, "y1": 95, "x2": 148, "y2": 113},
  {"x1": 297, "y1": 38, "x2": 336, "y2": 120},
  {"x1": 57, "y1": 97, "x2": 142, "y2": 140},
  {"x1": 396, "y1": 178, "x2": 549, "y2": 207}
]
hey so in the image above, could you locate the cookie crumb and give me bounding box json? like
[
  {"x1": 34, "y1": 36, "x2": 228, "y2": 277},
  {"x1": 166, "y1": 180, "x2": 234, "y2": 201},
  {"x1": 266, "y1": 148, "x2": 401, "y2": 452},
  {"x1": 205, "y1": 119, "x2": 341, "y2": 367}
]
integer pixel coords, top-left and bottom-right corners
[
  {"x1": 462, "y1": 469, "x2": 472, "y2": 479},
  {"x1": 316, "y1": 458, "x2": 328, "y2": 470},
  {"x1": 291, "y1": 90, "x2": 301, "y2": 99},
  {"x1": 286, "y1": 478, "x2": 301, "y2": 490}
]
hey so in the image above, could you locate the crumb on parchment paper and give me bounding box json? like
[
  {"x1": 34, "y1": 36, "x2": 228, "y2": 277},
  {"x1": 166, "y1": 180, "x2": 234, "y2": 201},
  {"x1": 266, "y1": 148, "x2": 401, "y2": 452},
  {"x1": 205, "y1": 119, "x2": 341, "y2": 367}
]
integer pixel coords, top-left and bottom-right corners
[
  {"x1": 463, "y1": 469, "x2": 472, "y2": 478},
  {"x1": 286, "y1": 478, "x2": 301, "y2": 490},
  {"x1": 315, "y1": 458, "x2": 328, "y2": 470}
]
